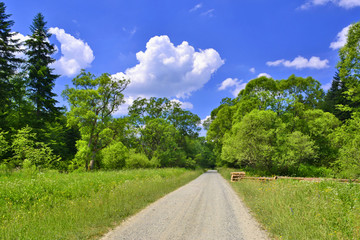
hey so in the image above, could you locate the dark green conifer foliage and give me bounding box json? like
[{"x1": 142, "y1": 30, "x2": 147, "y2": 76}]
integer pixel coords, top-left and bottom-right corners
[
  {"x1": 323, "y1": 72, "x2": 352, "y2": 121},
  {"x1": 0, "y1": 2, "x2": 23, "y2": 129},
  {"x1": 25, "y1": 13, "x2": 60, "y2": 124}
]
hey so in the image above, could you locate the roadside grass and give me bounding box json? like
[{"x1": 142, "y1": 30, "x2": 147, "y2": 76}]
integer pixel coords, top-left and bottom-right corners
[
  {"x1": 0, "y1": 168, "x2": 202, "y2": 239},
  {"x1": 219, "y1": 168, "x2": 360, "y2": 240}
]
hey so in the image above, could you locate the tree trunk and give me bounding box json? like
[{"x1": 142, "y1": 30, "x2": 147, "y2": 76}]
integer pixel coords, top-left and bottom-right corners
[{"x1": 88, "y1": 151, "x2": 96, "y2": 170}]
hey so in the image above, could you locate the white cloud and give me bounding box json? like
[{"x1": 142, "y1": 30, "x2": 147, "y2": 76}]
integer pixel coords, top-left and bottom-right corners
[
  {"x1": 114, "y1": 35, "x2": 224, "y2": 99},
  {"x1": 11, "y1": 32, "x2": 29, "y2": 59},
  {"x1": 330, "y1": 25, "x2": 351, "y2": 49},
  {"x1": 201, "y1": 115, "x2": 211, "y2": 125},
  {"x1": 201, "y1": 9, "x2": 215, "y2": 17},
  {"x1": 266, "y1": 59, "x2": 284, "y2": 67},
  {"x1": 219, "y1": 78, "x2": 247, "y2": 97},
  {"x1": 190, "y1": 3, "x2": 202, "y2": 12},
  {"x1": 170, "y1": 99, "x2": 193, "y2": 109},
  {"x1": 266, "y1": 56, "x2": 329, "y2": 69},
  {"x1": 249, "y1": 67, "x2": 256, "y2": 73},
  {"x1": 322, "y1": 82, "x2": 332, "y2": 91},
  {"x1": 300, "y1": 0, "x2": 360, "y2": 9},
  {"x1": 49, "y1": 27, "x2": 95, "y2": 77},
  {"x1": 257, "y1": 73, "x2": 272, "y2": 78}
]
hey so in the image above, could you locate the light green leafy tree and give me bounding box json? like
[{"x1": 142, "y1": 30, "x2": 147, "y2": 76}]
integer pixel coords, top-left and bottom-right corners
[
  {"x1": 331, "y1": 114, "x2": 360, "y2": 178},
  {"x1": 222, "y1": 109, "x2": 280, "y2": 171},
  {"x1": 300, "y1": 109, "x2": 341, "y2": 166},
  {"x1": 337, "y1": 21, "x2": 360, "y2": 108},
  {"x1": 62, "y1": 70, "x2": 129, "y2": 170},
  {"x1": 140, "y1": 118, "x2": 187, "y2": 167},
  {"x1": 101, "y1": 141, "x2": 129, "y2": 169},
  {"x1": 274, "y1": 131, "x2": 317, "y2": 174}
]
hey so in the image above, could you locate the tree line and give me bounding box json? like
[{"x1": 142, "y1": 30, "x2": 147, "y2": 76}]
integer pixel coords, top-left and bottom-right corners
[
  {"x1": 206, "y1": 22, "x2": 360, "y2": 178},
  {"x1": 0, "y1": 2, "x2": 215, "y2": 172}
]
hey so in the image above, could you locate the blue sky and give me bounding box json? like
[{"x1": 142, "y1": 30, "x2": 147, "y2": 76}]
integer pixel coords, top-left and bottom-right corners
[{"x1": 4, "y1": 0, "x2": 360, "y2": 122}]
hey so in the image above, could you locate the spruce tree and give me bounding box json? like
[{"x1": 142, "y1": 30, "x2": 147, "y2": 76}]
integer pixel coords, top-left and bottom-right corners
[
  {"x1": 323, "y1": 72, "x2": 352, "y2": 121},
  {"x1": 25, "y1": 13, "x2": 60, "y2": 125},
  {"x1": 0, "y1": 2, "x2": 23, "y2": 129}
]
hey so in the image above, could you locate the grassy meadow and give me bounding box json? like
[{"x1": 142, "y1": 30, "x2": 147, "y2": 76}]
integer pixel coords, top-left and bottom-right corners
[
  {"x1": 220, "y1": 169, "x2": 360, "y2": 240},
  {"x1": 0, "y1": 168, "x2": 202, "y2": 239}
]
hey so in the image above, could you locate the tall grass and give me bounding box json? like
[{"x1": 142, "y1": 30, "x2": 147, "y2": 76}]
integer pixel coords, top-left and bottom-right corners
[
  {"x1": 0, "y1": 168, "x2": 202, "y2": 239},
  {"x1": 219, "y1": 168, "x2": 360, "y2": 240}
]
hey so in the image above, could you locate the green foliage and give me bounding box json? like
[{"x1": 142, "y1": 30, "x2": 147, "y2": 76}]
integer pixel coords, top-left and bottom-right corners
[
  {"x1": 0, "y1": 2, "x2": 23, "y2": 130},
  {"x1": 129, "y1": 97, "x2": 201, "y2": 137},
  {"x1": 63, "y1": 70, "x2": 129, "y2": 170},
  {"x1": 322, "y1": 72, "x2": 352, "y2": 121},
  {"x1": 206, "y1": 71, "x2": 359, "y2": 177},
  {"x1": 206, "y1": 104, "x2": 235, "y2": 161},
  {"x1": 331, "y1": 115, "x2": 360, "y2": 178},
  {"x1": 11, "y1": 126, "x2": 61, "y2": 169},
  {"x1": 301, "y1": 109, "x2": 340, "y2": 166},
  {"x1": 222, "y1": 109, "x2": 280, "y2": 170},
  {"x1": 101, "y1": 142, "x2": 129, "y2": 169},
  {"x1": 25, "y1": 13, "x2": 60, "y2": 123},
  {"x1": 126, "y1": 150, "x2": 153, "y2": 169},
  {"x1": 338, "y1": 22, "x2": 360, "y2": 107},
  {"x1": 274, "y1": 131, "x2": 317, "y2": 174},
  {"x1": 0, "y1": 130, "x2": 9, "y2": 160}
]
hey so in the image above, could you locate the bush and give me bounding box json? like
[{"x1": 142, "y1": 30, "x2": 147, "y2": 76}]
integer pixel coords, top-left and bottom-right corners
[
  {"x1": 0, "y1": 130, "x2": 9, "y2": 161},
  {"x1": 101, "y1": 142, "x2": 129, "y2": 169},
  {"x1": 296, "y1": 164, "x2": 335, "y2": 177},
  {"x1": 11, "y1": 127, "x2": 61, "y2": 169},
  {"x1": 126, "y1": 150, "x2": 153, "y2": 169}
]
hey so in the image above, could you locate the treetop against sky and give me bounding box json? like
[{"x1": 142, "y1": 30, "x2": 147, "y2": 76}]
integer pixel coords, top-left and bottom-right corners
[{"x1": 4, "y1": 0, "x2": 360, "y2": 121}]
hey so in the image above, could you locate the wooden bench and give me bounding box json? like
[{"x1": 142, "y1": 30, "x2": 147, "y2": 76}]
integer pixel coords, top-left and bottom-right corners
[{"x1": 231, "y1": 172, "x2": 246, "y2": 182}]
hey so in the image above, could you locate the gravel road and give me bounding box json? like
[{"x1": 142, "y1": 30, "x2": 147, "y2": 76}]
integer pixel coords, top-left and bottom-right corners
[{"x1": 101, "y1": 170, "x2": 269, "y2": 240}]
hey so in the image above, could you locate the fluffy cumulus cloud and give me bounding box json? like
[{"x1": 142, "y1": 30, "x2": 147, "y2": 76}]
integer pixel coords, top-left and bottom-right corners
[
  {"x1": 257, "y1": 73, "x2": 272, "y2": 78},
  {"x1": 49, "y1": 27, "x2": 94, "y2": 77},
  {"x1": 266, "y1": 56, "x2": 329, "y2": 69},
  {"x1": 113, "y1": 35, "x2": 224, "y2": 99},
  {"x1": 330, "y1": 25, "x2": 351, "y2": 50},
  {"x1": 300, "y1": 0, "x2": 360, "y2": 9},
  {"x1": 219, "y1": 78, "x2": 247, "y2": 97},
  {"x1": 249, "y1": 67, "x2": 256, "y2": 73}
]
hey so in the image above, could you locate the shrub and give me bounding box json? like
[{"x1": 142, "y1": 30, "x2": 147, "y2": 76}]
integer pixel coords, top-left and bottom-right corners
[
  {"x1": 126, "y1": 150, "x2": 153, "y2": 169},
  {"x1": 101, "y1": 142, "x2": 129, "y2": 169},
  {"x1": 11, "y1": 126, "x2": 61, "y2": 169}
]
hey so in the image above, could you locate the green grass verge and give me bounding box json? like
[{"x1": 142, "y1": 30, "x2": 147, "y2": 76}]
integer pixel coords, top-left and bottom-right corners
[
  {"x1": 219, "y1": 168, "x2": 360, "y2": 240},
  {"x1": 0, "y1": 168, "x2": 202, "y2": 239}
]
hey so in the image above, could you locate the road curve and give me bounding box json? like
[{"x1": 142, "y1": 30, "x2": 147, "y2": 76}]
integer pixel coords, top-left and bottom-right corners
[{"x1": 101, "y1": 170, "x2": 269, "y2": 240}]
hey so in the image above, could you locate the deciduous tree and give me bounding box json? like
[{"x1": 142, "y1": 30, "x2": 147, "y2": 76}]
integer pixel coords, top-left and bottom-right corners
[{"x1": 63, "y1": 70, "x2": 128, "y2": 170}]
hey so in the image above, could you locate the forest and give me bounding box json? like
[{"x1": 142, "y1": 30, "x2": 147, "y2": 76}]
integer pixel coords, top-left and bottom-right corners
[
  {"x1": 0, "y1": 1, "x2": 360, "y2": 178},
  {"x1": 205, "y1": 22, "x2": 360, "y2": 178}
]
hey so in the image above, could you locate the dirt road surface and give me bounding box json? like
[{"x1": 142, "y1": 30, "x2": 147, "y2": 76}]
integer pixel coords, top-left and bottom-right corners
[{"x1": 101, "y1": 170, "x2": 269, "y2": 240}]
